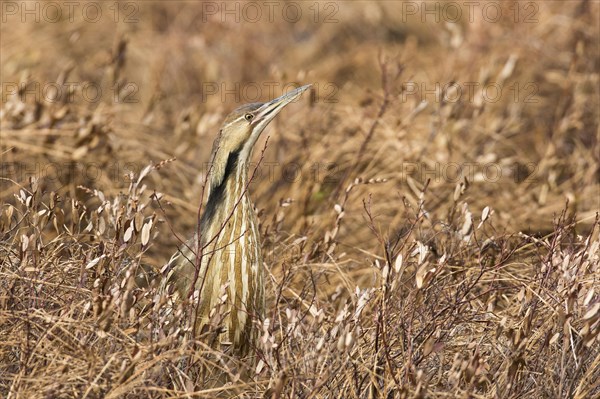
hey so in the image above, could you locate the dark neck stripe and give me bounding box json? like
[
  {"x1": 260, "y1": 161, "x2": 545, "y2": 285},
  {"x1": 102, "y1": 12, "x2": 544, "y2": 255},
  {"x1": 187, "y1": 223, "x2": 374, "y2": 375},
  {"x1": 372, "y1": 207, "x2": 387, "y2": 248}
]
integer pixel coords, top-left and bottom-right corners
[{"x1": 202, "y1": 150, "x2": 240, "y2": 226}]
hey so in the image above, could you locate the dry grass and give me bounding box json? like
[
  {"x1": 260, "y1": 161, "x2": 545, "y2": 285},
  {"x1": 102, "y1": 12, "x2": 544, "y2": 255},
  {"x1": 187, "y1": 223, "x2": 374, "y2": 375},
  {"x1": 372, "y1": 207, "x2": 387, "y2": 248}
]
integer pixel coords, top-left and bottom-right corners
[{"x1": 1, "y1": 1, "x2": 599, "y2": 398}]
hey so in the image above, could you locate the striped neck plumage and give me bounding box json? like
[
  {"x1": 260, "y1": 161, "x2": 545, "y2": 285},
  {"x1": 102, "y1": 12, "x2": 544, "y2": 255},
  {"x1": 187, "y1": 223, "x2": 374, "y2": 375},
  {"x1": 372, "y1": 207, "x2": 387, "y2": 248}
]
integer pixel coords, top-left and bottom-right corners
[{"x1": 201, "y1": 149, "x2": 250, "y2": 235}]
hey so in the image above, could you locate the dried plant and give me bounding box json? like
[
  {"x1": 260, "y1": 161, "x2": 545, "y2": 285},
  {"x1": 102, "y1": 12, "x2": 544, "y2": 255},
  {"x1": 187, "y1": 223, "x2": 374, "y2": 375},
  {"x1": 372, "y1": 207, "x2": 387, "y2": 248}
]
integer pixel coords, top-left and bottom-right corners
[{"x1": 1, "y1": 1, "x2": 599, "y2": 398}]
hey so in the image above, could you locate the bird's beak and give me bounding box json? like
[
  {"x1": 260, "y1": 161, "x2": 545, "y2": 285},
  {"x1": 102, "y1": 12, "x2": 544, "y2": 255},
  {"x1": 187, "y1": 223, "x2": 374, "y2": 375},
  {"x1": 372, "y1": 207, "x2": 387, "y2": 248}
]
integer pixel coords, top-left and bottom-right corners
[{"x1": 252, "y1": 84, "x2": 312, "y2": 126}]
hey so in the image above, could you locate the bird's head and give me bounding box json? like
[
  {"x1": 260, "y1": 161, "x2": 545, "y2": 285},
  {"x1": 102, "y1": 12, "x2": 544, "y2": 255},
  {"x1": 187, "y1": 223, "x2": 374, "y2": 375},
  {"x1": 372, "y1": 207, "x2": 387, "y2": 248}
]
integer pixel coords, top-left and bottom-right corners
[{"x1": 207, "y1": 84, "x2": 311, "y2": 193}]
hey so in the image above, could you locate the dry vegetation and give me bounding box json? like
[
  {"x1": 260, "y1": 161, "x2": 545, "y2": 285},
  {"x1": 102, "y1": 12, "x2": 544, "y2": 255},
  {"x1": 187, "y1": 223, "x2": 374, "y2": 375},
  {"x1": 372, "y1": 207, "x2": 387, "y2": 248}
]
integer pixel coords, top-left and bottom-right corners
[{"x1": 1, "y1": 1, "x2": 599, "y2": 398}]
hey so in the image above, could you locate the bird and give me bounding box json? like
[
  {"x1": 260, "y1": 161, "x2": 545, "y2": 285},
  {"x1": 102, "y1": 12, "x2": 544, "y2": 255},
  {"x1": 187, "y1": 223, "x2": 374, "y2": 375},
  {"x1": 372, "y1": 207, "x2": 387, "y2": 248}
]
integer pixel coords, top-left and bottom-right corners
[{"x1": 160, "y1": 84, "x2": 311, "y2": 356}]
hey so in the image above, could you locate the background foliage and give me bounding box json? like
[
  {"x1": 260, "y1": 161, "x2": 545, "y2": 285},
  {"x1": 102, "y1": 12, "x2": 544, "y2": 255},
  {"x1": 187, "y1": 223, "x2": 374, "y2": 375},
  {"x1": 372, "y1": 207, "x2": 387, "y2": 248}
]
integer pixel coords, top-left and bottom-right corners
[{"x1": 1, "y1": 1, "x2": 599, "y2": 397}]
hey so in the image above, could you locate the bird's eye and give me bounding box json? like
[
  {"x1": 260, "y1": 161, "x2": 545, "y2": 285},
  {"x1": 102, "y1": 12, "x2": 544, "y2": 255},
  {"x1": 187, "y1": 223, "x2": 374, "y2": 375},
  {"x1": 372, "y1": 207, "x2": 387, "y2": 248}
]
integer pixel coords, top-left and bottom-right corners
[{"x1": 244, "y1": 113, "x2": 254, "y2": 121}]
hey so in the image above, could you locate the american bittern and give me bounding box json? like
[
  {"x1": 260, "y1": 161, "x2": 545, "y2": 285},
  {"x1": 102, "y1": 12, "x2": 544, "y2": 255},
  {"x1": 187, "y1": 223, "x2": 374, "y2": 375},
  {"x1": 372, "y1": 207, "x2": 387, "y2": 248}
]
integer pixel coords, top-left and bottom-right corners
[{"x1": 163, "y1": 84, "x2": 311, "y2": 356}]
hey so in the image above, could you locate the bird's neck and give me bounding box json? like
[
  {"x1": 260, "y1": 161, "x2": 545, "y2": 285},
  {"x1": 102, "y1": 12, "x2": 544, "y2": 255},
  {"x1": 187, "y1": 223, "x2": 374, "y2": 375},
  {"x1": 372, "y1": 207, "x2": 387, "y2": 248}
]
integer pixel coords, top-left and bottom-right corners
[{"x1": 201, "y1": 155, "x2": 252, "y2": 240}]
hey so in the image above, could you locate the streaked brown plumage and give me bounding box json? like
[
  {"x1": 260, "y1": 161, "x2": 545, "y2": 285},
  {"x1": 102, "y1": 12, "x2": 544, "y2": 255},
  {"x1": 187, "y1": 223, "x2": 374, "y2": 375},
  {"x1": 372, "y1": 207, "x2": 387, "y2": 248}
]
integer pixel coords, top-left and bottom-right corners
[{"x1": 163, "y1": 85, "x2": 311, "y2": 356}]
